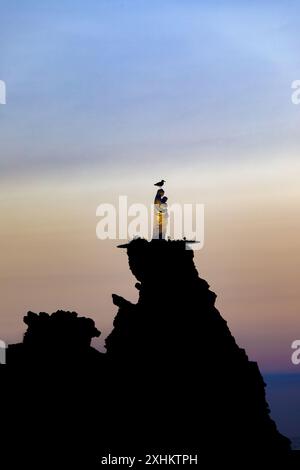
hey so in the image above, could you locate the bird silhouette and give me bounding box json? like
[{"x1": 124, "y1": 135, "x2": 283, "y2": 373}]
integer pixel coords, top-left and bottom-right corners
[{"x1": 154, "y1": 180, "x2": 166, "y2": 187}]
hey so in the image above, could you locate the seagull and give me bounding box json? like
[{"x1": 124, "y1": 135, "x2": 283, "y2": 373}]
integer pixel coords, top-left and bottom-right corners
[{"x1": 154, "y1": 179, "x2": 166, "y2": 187}]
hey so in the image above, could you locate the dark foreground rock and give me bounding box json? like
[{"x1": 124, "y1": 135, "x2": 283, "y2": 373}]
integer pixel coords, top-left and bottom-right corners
[{"x1": 2, "y1": 239, "x2": 298, "y2": 467}]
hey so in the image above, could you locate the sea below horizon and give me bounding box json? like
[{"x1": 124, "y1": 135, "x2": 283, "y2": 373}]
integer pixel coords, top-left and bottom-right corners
[{"x1": 263, "y1": 373, "x2": 300, "y2": 450}]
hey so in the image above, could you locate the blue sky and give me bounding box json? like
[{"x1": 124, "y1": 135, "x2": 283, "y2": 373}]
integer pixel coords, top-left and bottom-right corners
[{"x1": 1, "y1": 0, "x2": 300, "y2": 178}]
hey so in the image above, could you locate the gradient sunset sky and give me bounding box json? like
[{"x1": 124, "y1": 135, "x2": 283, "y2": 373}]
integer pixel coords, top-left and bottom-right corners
[{"x1": 1, "y1": 0, "x2": 300, "y2": 383}]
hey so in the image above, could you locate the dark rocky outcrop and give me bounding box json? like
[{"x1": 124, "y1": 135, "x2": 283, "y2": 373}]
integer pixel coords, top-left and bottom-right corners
[
  {"x1": 4, "y1": 311, "x2": 105, "y2": 466},
  {"x1": 105, "y1": 239, "x2": 291, "y2": 458},
  {"x1": 3, "y1": 238, "x2": 296, "y2": 466},
  {"x1": 8, "y1": 310, "x2": 103, "y2": 366}
]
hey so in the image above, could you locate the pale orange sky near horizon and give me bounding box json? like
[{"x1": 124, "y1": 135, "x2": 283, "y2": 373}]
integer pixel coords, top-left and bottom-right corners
[{"x1": 1, "y1": 155, "x2": 300, "y2": 373}]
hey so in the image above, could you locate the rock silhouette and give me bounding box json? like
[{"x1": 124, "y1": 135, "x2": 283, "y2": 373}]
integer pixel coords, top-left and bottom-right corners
[
  {"x1": 105, "y1": 239, "x2": 291, "y2": 458},
  {"x1": 3, "y1": 238, "x2": 298, "y2": 466},
  {"x1": 8, "y1": 310, "x2": 103, "y2": 365},
  {"x1": 5, "y1": 310, "x2": 105, "y2": 466}
]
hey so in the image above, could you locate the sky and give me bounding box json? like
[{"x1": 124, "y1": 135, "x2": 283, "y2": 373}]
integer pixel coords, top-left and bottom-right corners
[{"x1": 0, "y1": 0, "x2": 300, "y2": 443}]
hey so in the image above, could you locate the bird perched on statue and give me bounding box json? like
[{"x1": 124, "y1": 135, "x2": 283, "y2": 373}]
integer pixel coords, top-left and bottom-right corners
[{"x1": 154, "y1": 179, "x2": 166, "y2": 187}]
